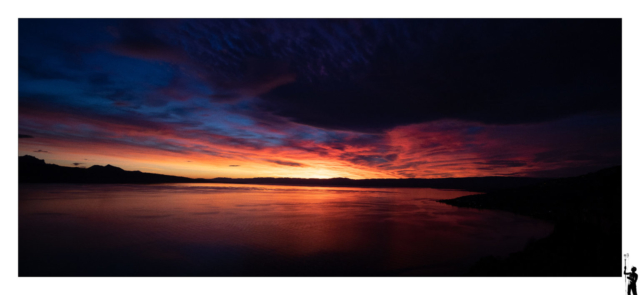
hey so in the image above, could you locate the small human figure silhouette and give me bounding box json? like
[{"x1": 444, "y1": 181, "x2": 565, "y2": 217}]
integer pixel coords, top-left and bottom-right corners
[{"x1": 625, "y1": 266, "x2": 638, "y2": 295}]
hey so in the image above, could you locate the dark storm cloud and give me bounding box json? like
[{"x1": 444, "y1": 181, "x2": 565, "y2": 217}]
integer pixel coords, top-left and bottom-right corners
[
  {"x1": 19, "y1": 134, "x2": 33, "y2": 138},
  {"x1": 258, "y1": 19, "x2": 621, "y2": 132},
  {"x1": 108, "y1": 19, "x2": 297, "y2": 101},
  {"x1": 22, "y1": 19, "x2": 620, "y2": 135},
  {"x1": 325, "y1": 133, "x2": 386, "y2": 150},
  {"x1": 109, "y1": 19, "x2": 188, "y2": 63}
]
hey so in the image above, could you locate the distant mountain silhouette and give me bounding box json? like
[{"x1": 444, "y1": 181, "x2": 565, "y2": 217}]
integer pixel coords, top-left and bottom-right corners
[
  {"x1": 18, "y1": 155, "x2": 550, "y2": 191},
  {"x1": 207, "y1": 176, "x2": 551, "y2": 192},
  {"x1": 19, "y1": 155, "x2": 193, "y2": 184},
  {"x1": 439, "y1": 166, "x2": 622, "y2": 276}
]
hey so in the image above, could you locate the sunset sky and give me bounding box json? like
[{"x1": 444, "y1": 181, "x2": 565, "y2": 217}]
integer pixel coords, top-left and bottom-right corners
[{"x1": 18, "y1": 19, "x2": 621, "y2": 179}]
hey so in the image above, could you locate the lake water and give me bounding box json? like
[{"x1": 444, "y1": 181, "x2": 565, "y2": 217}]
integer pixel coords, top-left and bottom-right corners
[{"x1": 19, "y1": 183, "x2": 553, "y2": 276}]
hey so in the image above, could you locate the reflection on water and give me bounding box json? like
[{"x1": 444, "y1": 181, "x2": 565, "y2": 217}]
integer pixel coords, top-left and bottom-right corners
[{"x1": 19, "y1": 183, "x2": 553, "y2": 276}]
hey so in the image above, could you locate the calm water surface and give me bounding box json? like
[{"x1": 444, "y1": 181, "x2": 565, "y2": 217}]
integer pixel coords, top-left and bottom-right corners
[{"x1": 19, "y1": 183, "x2": 553, "y2": 276}]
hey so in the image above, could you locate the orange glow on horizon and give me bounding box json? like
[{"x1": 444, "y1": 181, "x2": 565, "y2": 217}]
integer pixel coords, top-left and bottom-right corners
[{"x1": 19, "y1": 106, "x2": 615, "y2": 180}]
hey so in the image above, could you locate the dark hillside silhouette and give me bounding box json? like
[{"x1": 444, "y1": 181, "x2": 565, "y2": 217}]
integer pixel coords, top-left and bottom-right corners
[
  {"x1": 19, "y1": 155, "x2": 193, "y2": 184},
  {"x1": 439, "y1": 166, "x2": 622, "y2": 276}
]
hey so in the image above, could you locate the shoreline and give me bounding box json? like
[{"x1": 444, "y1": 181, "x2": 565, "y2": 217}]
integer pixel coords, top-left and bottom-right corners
[{"x1": 437, "y1": 166, "x2": 621, "y2": 276}]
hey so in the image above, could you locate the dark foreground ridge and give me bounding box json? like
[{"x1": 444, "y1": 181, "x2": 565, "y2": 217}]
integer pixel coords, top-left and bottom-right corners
[
  {"x1": 19, "y1": 155, "x2": 549, "y2": 192},
  {"x1": 439, "y1": 166, "x2": 622, "y2": 276},
  {"x1": 19, "y1": 155, "x2": 193, "y2": 184}
]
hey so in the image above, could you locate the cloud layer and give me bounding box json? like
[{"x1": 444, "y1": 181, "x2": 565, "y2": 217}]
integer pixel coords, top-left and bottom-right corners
[{"x1": 18, "y1": 19, "x2": 621, "y2": 178}]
